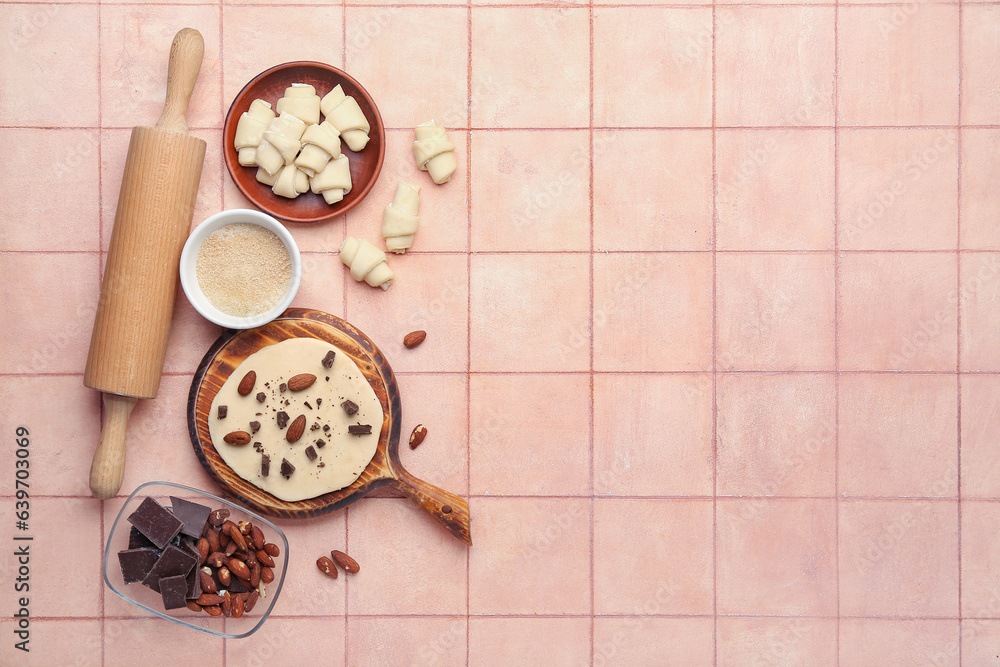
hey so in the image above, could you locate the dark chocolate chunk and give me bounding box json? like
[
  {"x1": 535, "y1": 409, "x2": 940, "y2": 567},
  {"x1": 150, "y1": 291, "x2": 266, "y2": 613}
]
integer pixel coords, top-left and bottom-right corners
[
  {"x1": 185, "y1": 564, "x2": 201, "y2": 600},
  {"x1": 316, "y1": 398, "x2": 322, "y2": 407},
  {"x1": 325, "y1": 376, "x2": 330, "y2": 382},
  {"x1": 310, "y1": 423, "x2": 320, "y2": 431},
  {"x1": 128, "y1": 526, "x2": 156, "y2": 550},
  {"x1": 348, "y1": 424, "x2": 372, "y2": 435},
  {"x1": 279, "y1": 382, "x2": 287, "y2": 392},
  {"x1": 277, "y1": 411, "x2": 289, "y2": 428},
  {"x1": 217, "y1": 405, "x2": 228, "y2": 419},
  {"x1": 304, "y1": 401, "x2": 313, "y2": 410},
  {"x1": 117, "y1": 548, "x2": 160, "y2": 584},
  {"x1": 317, "y1": 462, "x2": 325, "y2": 468},
  {"x1": 127, "y1": 497, "x2": 183, "y2": 549},
  {"x1": 322, "y1": 350, "x2": 336, "y2": 368},
  {"x1": 341, "y1": 400, "x2": 359, "y2": 416},
  {"x1": 315, "y1": 439, "x2": 326, "y2": 448},
  {"x1": 228, "y1": 577, "x2": 249, "y2": 594},
  {"x1": 250, "y1": 420, "x2": 260, "y2": 434},
  {"x1": 261, "y1": 453, "x2": 270, "y2": 478},
  {"x1": 159, "y1": 574, "x2": 189, "y2": 610},
  {"x1": 280, "y1": 458, "x2": 295, "y2": 478},
  {"x1": 256, "y1": 392, "x2": 266, "y2": 403},
  {"x1": 142, "y1": 545, "x2": 199, "y2": 593},
  {"x1": 305, "y1": 446, "x2": 317, "y2": 461},
  {"x1": 323, "y1": 425, "x2": 330, "y2": 432},
  {"x1": 169, "y1": 497, "x2": 212, "y2": 539}
]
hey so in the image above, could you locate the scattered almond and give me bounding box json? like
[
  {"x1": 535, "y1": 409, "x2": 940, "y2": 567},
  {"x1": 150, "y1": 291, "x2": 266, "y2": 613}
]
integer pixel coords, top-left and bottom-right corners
[
  {"x1": 409, "y1": 424, "x2": 428, "y2": 450},
  {"x1": 286, "y1": 414, "x2": 307, "y2": 443},
  {"x1": 237, "y1": 370, "x2": 257, "y2": 396},
  {"x1": 223, "y1": 431, "x2": 251, "y2": 446},
  {"x1": 331, "y1": 550, "x2": 360, "y2": 574},
  {"x1": 316, "y1": 555, "x2": 338, "y2": 579},
  {"x1": 403, "y1": 330, "x2": 426, "y2": 348},
  {"x1": 288, "y1": 373, "x2": 317, "y2": 391}
]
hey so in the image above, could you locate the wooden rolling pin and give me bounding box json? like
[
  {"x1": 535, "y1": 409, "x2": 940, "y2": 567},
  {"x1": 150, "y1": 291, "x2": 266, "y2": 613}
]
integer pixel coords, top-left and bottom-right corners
[{"x1": 84, "y1": 28, "x2": 207, "y2": 499}]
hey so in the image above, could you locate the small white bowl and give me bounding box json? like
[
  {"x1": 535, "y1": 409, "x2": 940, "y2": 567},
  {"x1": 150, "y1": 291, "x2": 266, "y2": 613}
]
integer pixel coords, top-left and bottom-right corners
[{"x1": 180, "y1": 209, "x2": 301, "y2": 329}]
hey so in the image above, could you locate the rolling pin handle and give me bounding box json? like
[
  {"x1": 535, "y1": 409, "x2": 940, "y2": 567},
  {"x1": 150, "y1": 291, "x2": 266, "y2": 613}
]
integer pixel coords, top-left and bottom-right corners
[
  {"x1": 89, "y1": 393, "x2": 137, "y2": 500},
  {"x1": 156, "y1": 27, "x2": 205, "y2": 135}
]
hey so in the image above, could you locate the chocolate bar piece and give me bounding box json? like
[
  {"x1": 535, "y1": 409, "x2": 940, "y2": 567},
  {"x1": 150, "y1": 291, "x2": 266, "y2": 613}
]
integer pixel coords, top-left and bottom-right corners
[
  {"x1": 159, "y1": 574, "x2": 189, "y2": 610},
  {"x1": 305, "y1": 446, "x2": 317, "y2": 461},
  {"x1": 128, "y1": 526, "x2": 155, "y2": 550},
  {"x1": 169, "y1": 497, "x2": 212, "y2": 538},
  {"x1": 185, "y1": 565, "x2": 201, "y2": 600},
  {"x1": 127, "y1": 497, "x2": 183, "y2": 549},
  {"x1": 322, "y1": 350, "x2": 335, "y2": 368},
  {"x1": 142, "y1": 545, "x2": 199, "y2": 593},
  {"x1": 118, "y1": 548, "x2": 160, "y2": 585},
  {"x1": 341, "y1": 400, "x2": 358, "y2": 416},
  {"x1": 348, "y1": 424, "x2": 372, "y2": 435}
]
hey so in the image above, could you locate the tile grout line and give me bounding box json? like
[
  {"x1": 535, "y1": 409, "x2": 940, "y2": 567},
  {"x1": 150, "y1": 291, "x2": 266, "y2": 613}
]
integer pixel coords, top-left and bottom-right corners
[
  {"x1": 588, "y1": 2, "x2": 596, "y2": 665},
  {"x1": 97, "y1": 0, "x2": 105, "y2": 662},
  {"x1": 711, "y1": 2, "x2": 718, "y2": 664},
  {"x1": 466, "y1": 2, "x2": 473, "y2": 662},
  {"x1": 343, "y1": 7, "x2": 350, "y2": 666},
  {"x1": 956, "y1": 1, "x2": 964, "y2": 662},
  {"x1": 832, "y1": 0, "x2": 840, "y2": 661}
]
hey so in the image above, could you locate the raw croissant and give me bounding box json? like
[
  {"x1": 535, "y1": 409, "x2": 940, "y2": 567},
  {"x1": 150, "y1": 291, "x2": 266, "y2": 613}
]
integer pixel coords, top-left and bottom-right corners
[
  {"x1": 263, "y1": 112, "x2": 307, "y2": 167},
  {"x1": 381, "y1": 182, "x2": 420, "y2": 254},
  {"x1": 309, "y1": 154, "x2": 352, "y2": 205},
  {"x1": 234, "y1": 99, "x2": 275, "y2": 167},
  {"x1": 413, "y1": 121, "x2": 457, "y2": 184},
  {"x1": 294, "y1": 121, "x2": 342, "y2": 177},
  {"x1": 340, "y1": 237, "x2": 393, "y2": 290},
  {"x1": 320, "y1": 85, "x2": 371, "y2": 152},
  {"x1": 275, "y1": 83, "x2": 321, "y2": 126}
]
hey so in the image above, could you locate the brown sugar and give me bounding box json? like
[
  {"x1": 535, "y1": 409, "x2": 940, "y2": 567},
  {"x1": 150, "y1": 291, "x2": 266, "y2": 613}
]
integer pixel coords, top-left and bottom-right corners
[{"x1": 196, "y1": 223, "x2": 291, "y2": 317}]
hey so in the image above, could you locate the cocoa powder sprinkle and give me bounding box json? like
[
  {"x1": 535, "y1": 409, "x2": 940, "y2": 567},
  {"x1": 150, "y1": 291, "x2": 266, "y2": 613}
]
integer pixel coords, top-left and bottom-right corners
[{"x1": 196, "y1": 223, "x2": 291, "y2": 318}]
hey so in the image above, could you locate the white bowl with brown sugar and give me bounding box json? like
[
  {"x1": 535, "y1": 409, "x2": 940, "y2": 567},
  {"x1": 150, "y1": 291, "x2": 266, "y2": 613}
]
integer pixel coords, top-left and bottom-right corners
[{"x1": 180, "y1": 209, "x2": 302, "y2": 329}]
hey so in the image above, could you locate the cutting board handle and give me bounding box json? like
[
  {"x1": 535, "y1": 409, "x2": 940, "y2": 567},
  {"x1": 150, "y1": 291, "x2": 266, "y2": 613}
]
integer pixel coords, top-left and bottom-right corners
[
  {"x1": 156, "y1": 27, "x2": 205, "y2": 135},
  {"x1": 387, "y1": 467, "x2": 471, "y2": 546},
  {"x1": 89, "y1": 394, "x2": 137, "y2": 500}
]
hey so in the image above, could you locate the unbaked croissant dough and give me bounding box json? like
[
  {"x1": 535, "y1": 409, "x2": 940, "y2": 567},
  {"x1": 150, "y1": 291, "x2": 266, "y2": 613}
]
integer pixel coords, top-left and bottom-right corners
[
  {"x1": 321, "y1": 85, "x2": 371, "y2": 152},
  {"x1": 256, "y1": 166, "x2": 278, "y2": 186},
  {"x1": 340, "y1": 237, "x2": 393, "y2": 290},
  {"x1": 271, "y1": 165, "x2": 311, "y2": 199},
  {"x1": 234, "y1": 99, "x2": 275, "y2": 167},
  {"x1": 275, "y1": 83, "x2": 321, "y2": 126},
  {"x1": 381, "y1": 182, "x2": 420, "y2": 254},
  {"x1": 413, "y1": 121, "x2": 457, "y2": 184},
  {"x1": 294, "y1": 121, "x2": 342, "y2": 177},
  {"x1": 309, "y1": 154, "x2": 352, "y2": 205},
  {"x1": 254, "y1": 139, "x2": 285, "y2": 176},
  {"x1": 263, "y1": 112, "x2": 307, "y2": 167}
]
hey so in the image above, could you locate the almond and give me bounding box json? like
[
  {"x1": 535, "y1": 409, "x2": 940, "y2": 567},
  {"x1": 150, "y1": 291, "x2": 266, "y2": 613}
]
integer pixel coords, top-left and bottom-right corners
[
  {"x1": 288, "y1": 373, "x2": 317, "y2": 391},
  {"x1": 256, "y1": 549, "x2": 275, "y2": 568},
  {"x1": 229, "y1": 558, "x2": 251, "y2": 581},
  {"x1": 196, "y1": 538, "x2": 210, "y2": 564},
  {"x1": 185, "y1": 600, "x2": 202, "y2": 613},
  {"x1": 223, "y1": 431, "x2": 251, "y2": 446},
  {"x1": 250, "y1": 526, "x2": 266, "y2": 550},
  {"x1": 232, "y1": 592, "x2": 245, "y2": 618},
  {"x1": 218, "y1": 566, "x2": 231, "y2": 587},
  {"x1": 222, "y1": 591, "x2": 233, "y2": 617},
  {"x1": 207, "y1": 552, "x2": 227, "y2": 568},
  {"x1": 238, "y1": 520, "x2": 253, "y2": 536},
  {"x1": 408, "y1": 424, "x2": 428, "y2": 450},
  {"x1": 237, "y1": 370, "x2": 257, "y2": 396},
  {"x1": 209, "y1": 509, "x2": 230, "y2": 526},
  {"x1": 261, "y1": 566, "x2": 274, "y2": 584},
  {"x1": 263, "y1": 543, "x2": 280, "y2": 558},
  {"x1": 331, "y1": 550, "x2": 360, "y2": 574},
  {"x1": 403, "y1": 330, "x2": 426, "y2": 348},
  {"x1": 199, "y1": 571, "x2": 217, "y2": 594},
  {"x1": 244, "y1": 590, "x2": 260, "y2": 613},
  {"x1": 206, "y1": 528, "x2": 220, "y2": 553},
  {"x1": 251, "y1": 561, "x2": 262, "y2": 588},
  {"x1": 286, "y1": 414, "x2": 307, "y2": 443},
  {"x1": 203, "y1": 604, "x2": 223, "y2": 617},
  {"x1": 196, "y1": 593, "x2": 225, "y2": 606},
  {"x1": 224, "y1": 521, "x2": 248, "y2": 552},
  {"x1": 316, "y1": 555, "x2": 338, "y2": 579}
]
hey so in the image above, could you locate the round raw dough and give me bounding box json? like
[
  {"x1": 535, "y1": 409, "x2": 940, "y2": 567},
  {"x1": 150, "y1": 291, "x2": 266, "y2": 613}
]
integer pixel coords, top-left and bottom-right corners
[{"x1": 209, "y1": 337, "x2": 383, "y2": 501}]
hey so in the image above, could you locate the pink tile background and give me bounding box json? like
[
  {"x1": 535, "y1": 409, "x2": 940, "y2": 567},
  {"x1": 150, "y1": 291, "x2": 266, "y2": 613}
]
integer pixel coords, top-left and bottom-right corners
[{"x1": 0, "y1": 0, "x2": 996, "y2": 663}]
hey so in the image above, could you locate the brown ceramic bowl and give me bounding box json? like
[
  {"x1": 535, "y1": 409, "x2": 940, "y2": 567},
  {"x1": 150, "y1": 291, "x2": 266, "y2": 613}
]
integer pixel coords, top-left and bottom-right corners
[{"x1": 223, "y1": 62, "x2": 385, "y2": 224}]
